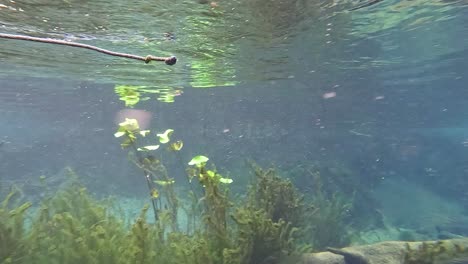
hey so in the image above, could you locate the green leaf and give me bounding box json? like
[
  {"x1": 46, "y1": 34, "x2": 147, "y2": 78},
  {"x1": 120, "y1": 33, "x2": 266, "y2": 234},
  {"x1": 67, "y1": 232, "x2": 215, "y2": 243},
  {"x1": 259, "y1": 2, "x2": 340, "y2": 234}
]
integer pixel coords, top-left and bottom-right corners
[
  {"x1": 169, "y1": 140, "x2": 183, "y2": 151},
  {"x1": 118, "y1": 118, "x2": 140, "y2": 132},
  {"x1": 206, "y1": 170, "x2": 216, "y2": 178},
  {"x1": 137, "y1": 145, "x2": 160, "y2": 151},
  {"x1": 154, "y1": 179, "x2": 175, "y2": 186},
  {"x1": 151, "y1": 188, "x2": 159, "y2": 199},
  {"x1": 114, "y1": 131, "x2": 125, "y2": 138},
  {"x1": 188, "y1": 155, "x2": 209, "y2": 166},
  {"x1": 157, "y1": 129, "x2": 174, "y2": 144},
  {"x1": 139, "y1": 130, "x2": 151, "y2": 137},
  {"x1": 127, "y1": 133, "x2": 137, "y2": 142},
  {"x1": 115, "y1": 85, "x2": 144, "y2": 107},
  {"x1": 219, "y1": 178, "x2": 233, "y2": 184}
]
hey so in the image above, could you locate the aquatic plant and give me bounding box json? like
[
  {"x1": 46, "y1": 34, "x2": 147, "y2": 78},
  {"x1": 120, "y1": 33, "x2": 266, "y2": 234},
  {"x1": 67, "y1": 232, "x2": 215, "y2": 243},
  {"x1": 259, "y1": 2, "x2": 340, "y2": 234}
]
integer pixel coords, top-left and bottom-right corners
[
  {"x1": 26, "y1": 183, "x2": 126, "y2": 264},
  {"x1": 115, "y1": 85, "x2": 143, "y2": 107},
  {"x1": 225, "y1": 207, "x2": 298, "y2": 264},
  {"x1": 186, "y1": 155, "x2": 233, "y2": 262},
  {"x1": 0, "y1": 162, "x2": 349, "y2": 264},
  {"x1": 248, "y1": 163, "x2": 306, "y2": 226},
  {"x1": 114, "y1": 118, "x2": 181, "y2": 226},
  {"x1": 288, "y1": 163, "x2": 366, "y2": 249},
  {"x1": 18, "y1": 174, "x2": 189, "y2": 264},
  {"x1": 259, "y1": 163, "x2": 354, "y2": 250},
  {"x1": 0, "y1": 149, "x2": 359, "y2": 264},
  {"x1": 404, "y1": 239, "x2": 468, "y2": 264},
  {"x1": 221, "y1": 163, "x2": 311, "y2": 264},
  {"x1": 114, "y1": 85, "x2": 182, "y2": 106},
  {"x1": 301, "y1": 169, "x2": 353, "y2": 250},
  {"x1": 0, "y1": 187, "x2": 31, "y2": 264}
]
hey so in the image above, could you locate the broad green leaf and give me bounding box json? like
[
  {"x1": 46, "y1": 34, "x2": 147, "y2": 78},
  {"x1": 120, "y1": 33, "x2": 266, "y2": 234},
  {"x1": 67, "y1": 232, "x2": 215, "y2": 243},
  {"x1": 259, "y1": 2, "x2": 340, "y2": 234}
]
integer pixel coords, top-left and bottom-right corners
[
  {"x1": 139, "y1": 130, "x2": 151, "y2": 137},
  {"x1": 137, "y1": 145, "x2": 160, "y2": 151},
  {"x1": 114, "y1": 131, "x2": 125, "y2": 138},
  {"x1": 157, "y1": 129, "x2": 174, "y2": 144},
  {"x1": 219, "y1": 178, "x2": 233, "y2": 184},
  {"x1": 188, "y1": 155, "x2": 209, "y2": 166},
  {"x1": 206, "y1": 170, "x2": 216, "y2": 178},
  {"x1": 118, "y1": 118, "x2": 139, "y2": 132}
]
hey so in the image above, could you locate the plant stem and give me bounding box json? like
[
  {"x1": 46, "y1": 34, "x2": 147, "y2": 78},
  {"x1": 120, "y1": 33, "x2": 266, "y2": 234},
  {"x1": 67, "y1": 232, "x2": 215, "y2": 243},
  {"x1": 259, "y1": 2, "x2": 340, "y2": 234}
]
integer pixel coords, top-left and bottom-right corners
[
  {"x1": 145, "y1": 172, "x2": 159, "y2": 222},
  {"x1": 131, "y1": 145, "x2": 159, "y2": 222}
]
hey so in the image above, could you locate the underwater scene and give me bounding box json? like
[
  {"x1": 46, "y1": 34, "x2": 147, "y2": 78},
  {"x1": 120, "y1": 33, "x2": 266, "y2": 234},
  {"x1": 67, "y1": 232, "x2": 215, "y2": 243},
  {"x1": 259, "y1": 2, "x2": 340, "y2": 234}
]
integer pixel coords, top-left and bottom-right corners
[{"x1": 1, "y1": 0, "x2": 468, "y2": 263}]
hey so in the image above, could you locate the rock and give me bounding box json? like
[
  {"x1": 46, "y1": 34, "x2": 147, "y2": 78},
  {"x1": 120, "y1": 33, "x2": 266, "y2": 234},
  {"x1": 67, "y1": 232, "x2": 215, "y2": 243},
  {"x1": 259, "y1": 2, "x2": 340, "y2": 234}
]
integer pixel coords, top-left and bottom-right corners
[
  {"x1": 299, "y1": 238, "x2": 468, "y2": 264},
  {"x1": 300, "y1": 252, "x2": 344, "y2": 264}
]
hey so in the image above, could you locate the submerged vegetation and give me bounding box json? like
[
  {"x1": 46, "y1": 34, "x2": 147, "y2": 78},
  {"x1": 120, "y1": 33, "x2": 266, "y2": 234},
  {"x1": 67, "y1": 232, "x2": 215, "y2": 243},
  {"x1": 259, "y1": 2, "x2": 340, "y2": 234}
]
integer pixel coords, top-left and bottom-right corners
[
  {"x1": 0, "y1": 119, "x2": 357, "y2": 264},
  {"x1": 0, "y1": 162, "x2": 355, "y2": 264}
]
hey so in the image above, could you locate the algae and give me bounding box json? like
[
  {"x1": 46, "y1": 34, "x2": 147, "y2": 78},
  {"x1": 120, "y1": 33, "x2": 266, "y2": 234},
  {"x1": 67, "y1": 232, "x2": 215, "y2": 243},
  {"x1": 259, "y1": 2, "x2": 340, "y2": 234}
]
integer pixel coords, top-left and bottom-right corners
[
  {"x1": 0, "y1": 160, "x2": 356, "y2": 264},
  {"x1": 0, "y1": 187, "x2": 31, "y2": 264},
  {"x1": 404, "y1": 239, "x2": 468, "y2": 264}
]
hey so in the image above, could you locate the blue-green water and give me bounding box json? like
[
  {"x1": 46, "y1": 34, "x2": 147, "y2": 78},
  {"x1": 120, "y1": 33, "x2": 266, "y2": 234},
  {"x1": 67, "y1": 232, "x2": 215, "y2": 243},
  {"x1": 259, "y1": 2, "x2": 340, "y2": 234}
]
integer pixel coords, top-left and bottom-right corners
[{"x1": 1, "y1": 0, "x2": 468, "y2": 260}]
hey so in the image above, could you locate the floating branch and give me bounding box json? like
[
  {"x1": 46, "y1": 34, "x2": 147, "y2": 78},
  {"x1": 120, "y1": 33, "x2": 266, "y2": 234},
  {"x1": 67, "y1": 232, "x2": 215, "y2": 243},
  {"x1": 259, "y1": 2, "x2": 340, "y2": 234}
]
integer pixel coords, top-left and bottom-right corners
[{"x1": 0, "y1": 32, "x2": 177, "y2": 65}]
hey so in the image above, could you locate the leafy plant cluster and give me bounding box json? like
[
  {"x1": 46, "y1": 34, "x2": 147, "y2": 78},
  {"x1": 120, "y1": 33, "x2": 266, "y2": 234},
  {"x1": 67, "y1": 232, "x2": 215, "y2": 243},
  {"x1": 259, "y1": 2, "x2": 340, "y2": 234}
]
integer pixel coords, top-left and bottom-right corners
[
  {"x1": 0, "y1": 167, "x2": 307, "y2": 264},
  {"x1": 0, "y1": 119, "x2": 354, "y2": 264},
  {"x1": 404, "y1": 239, "x2": 468, "y2": 264}
]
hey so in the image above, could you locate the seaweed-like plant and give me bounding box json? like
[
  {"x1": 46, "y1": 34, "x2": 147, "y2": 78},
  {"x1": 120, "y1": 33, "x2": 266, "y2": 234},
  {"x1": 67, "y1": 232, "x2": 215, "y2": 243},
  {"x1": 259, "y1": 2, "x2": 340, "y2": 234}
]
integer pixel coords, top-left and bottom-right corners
[
  {"x1": 187, "y1": 155, "x2": 234, "y2": 263},
  {"x1": 248, "y1": 163, "x2": 306, "y2": 227},
  {"x1": 302, "y1": 169, "x2": 353, "y2": 250},
  {"x1": 1, "y1": 146, "x2": 356, "y2": 264},
  {"x1": 25, "y1": 175, "x2": 127, "y2": 264},
  {"x1": 22, "y1": 172, "x2": 189, "y2": 264},
  {"x1": 404, "y1": 239, "x2": 468, "y2": 264},
  {"x1": 223, "y1": 163, "x2": 310, "y2": 264},
  {"x1": 0, "y1": 187, "x2": 31, "y2": 264},
  {"x1": 225, "y1": 208, "x2": 298, "y2": 264}
]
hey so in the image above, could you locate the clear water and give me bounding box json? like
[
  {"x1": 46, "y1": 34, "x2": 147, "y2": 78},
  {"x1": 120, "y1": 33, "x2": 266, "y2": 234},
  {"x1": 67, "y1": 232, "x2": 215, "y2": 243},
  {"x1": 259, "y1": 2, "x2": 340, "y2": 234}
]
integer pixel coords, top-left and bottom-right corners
[{"x1": 1, "y1": 0, "x2": 468, "y2": 256}]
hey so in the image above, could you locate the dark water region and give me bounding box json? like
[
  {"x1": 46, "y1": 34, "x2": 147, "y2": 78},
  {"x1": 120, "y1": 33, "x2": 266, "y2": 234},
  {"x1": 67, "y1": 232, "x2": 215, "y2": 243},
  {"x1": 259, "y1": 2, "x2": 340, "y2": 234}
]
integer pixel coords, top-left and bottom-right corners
[{"x1": 1, "y1": 0, "x2": 468, "y2": 261}]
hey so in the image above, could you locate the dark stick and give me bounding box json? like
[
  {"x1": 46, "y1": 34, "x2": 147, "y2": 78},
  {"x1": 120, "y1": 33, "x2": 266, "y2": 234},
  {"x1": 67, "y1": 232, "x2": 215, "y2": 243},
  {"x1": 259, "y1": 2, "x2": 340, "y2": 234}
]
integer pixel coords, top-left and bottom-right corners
[{"x1": 0, "y1": 32, "x2": 177, "y2": 65}]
